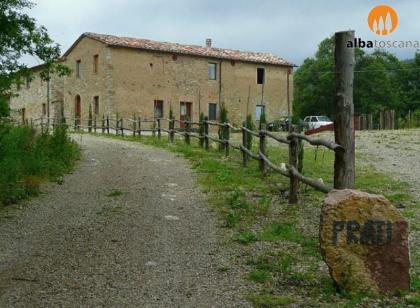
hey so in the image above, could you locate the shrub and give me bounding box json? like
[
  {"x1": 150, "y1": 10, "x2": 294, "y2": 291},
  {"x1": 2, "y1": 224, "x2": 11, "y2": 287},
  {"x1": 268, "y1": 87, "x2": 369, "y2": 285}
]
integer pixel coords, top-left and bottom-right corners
[{"x1": 0, "y1": 125, "x2": 79, "y2": 206}]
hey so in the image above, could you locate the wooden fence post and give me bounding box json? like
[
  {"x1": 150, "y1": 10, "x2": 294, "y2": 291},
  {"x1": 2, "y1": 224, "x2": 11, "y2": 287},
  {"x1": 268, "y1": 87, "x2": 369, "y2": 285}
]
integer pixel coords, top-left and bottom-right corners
[
  {"x1": 259, "y1": 128, "x2": 267, "y2": 174},
  {"x1": 204, "y1": 116, "x2": 209, "y2": 150},
  {"x1": 106, "y1": 116, "x2": 110, "y2": 134},
  {"x1": 133, "y1": 115, "x2": 136, "y2": 137},
  {"x1": 288, "y1": 133, "x2": 299, "y2": 204},
  {"x1": 199, "y1": 118, "x2": 204, "y2": 148},
  {"x1": 379, "y1": 110, "x2": 384, "y2": 130},
  {"x1": 224, "y1": 123, "x2": 230, "y2": 157},
  {"x1": 137, "y1": 117, "x2": 141, "y2": 137},
  {"x1": 333, "y1": 30, "x2": 355, "y2": 189},
  {"x1": 170, "y1": 117, "x2": 174, "y2": 142},
  {"x1": 102, "y1": 115, "x2": 105, "y2": 133},
  {"x1": 157, "y1": 118, "x2": 161, "y2": 139},
  {"x1": 120, "y1": 118, "x2": 124, "y2": 136},
  {"x1": 242, "y1": 121, "x2": 248, "y2": 167},
  {"x1": 185, "y1": 121, "x2": 190, "y2": 145}
]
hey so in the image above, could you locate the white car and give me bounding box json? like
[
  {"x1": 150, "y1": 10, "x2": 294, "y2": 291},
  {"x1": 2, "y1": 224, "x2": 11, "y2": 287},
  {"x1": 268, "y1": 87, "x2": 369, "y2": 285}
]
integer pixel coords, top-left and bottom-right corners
[{"x1": 303, "y1": 116, "x2": 333, "y2": 130}]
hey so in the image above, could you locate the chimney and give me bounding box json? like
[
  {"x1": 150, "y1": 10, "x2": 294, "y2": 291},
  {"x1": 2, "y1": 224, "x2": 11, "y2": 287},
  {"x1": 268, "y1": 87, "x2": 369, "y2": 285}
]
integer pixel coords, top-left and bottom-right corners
[{"x1": 205, "y1": 38, "x2": 212, "y2": 48}]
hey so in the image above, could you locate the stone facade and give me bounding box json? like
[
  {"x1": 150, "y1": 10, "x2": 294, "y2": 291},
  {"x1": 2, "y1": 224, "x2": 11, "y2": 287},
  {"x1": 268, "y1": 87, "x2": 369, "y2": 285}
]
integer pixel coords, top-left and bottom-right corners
[{"x1": 9, "y1": 33, "x2": 294, "y2": 126}]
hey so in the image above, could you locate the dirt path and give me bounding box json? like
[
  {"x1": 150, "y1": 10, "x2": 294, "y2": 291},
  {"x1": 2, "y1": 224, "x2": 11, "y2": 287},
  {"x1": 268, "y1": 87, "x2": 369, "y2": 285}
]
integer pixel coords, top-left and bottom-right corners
[{"x1": 0, "y1": 135, "x2": 249, "y2": 307}]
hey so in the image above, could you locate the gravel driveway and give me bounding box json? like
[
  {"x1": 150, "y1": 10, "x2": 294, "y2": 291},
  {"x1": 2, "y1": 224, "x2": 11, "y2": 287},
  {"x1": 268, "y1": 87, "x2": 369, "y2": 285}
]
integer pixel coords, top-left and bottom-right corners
[
  {"x1": 0, "y1": 135, "x2": 249, "y2": 307},
  {"x1": 355, "y1": 129, "x2": 420, "y2": 199}
]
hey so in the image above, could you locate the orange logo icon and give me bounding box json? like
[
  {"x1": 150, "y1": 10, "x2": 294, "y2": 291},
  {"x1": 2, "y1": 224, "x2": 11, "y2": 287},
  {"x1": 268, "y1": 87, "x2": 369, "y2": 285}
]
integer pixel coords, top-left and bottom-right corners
[{"x1": 368, "y1": 4, "x2": 398, "y2": 35}]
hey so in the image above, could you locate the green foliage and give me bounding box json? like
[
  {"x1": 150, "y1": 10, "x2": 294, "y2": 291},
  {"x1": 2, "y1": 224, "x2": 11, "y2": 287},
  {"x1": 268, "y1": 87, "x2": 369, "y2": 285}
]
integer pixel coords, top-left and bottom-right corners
[
  {"x1": 0, "y1": 125, "x2": 79, "y2": 206},
  {"x1": 0, "y1": 0, "x2": 70, "y2": 96},
  {"x1": 294, "y1": 37, "x2": 419, "y2": 123},
  {"x1": 248, "y1": 270, "x2": 271, "y2": 283},
  {"x1": 232, "y1": 230, "x2": 259, "y2": 244},
  {"x1": 106, "y1": 189, "x2": 123, "y2": 197},
  {"x1": 248, "y1": 294, "x2": 293, "y2": 307},
  {"x1": 0, "y1": 96, "x2": 10, "y2": 118},
  {"x1": 245, "y1": 114, "x2": 254, "y2": 150}
]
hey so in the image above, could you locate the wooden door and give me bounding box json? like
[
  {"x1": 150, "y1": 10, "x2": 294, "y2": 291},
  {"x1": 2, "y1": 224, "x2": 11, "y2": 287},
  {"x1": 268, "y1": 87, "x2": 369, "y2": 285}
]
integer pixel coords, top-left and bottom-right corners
[
  {"x1": 75, "y1": 95, "x2": 81, "y2": 125},
  {"x1": 180, "y1": 102, "x2": 192, "y2": 128}
]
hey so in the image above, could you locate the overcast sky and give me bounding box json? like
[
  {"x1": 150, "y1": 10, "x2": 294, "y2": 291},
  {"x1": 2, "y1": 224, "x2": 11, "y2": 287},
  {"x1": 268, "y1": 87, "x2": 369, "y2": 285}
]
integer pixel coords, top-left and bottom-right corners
[{"x1": 27, "y1": 0, "x2": 419, "y2": 67}]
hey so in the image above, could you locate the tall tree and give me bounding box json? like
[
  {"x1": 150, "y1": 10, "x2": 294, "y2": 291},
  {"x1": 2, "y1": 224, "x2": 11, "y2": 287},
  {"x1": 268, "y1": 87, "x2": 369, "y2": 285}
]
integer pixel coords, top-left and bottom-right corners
[
  {"x1": 293, "y1": 36, "x2": 409, "y2": 121},
  {"x1": 0, "y1": 0, "x2": 68, "y2": 97}
]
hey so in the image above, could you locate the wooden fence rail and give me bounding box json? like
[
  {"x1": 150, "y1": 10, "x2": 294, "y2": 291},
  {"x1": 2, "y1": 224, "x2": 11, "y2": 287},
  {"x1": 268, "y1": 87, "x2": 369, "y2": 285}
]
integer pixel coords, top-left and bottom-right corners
[{"x1": 11, "y1": 109, "x2": 347, "y2": 204}]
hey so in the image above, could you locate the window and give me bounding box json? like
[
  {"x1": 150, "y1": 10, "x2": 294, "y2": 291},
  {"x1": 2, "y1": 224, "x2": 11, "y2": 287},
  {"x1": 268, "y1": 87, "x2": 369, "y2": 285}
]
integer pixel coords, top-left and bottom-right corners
[
  {"x1": 42, "y1": 103, "x2": 46, "y2": 116},
  {"x1": 154, "y1": 100, "x2": 164, "y2": 118},
  {"x1": 256, "y1": 105, "x2": 265, "y2": 120},
  {"x1": 76, "y1": 60, "x2": 81, "y2": 78},
  {"x1": 208, "y1": 103, "x2": 217, "y2": 121},
  {"x1": 93, "y1": 55, "x2": 99, "y2": 74},
  {"x1": 94, "y1": 96, "x2": 99, "y2": 115},
  {"x1": 208, "y1": 63, "x2": 217, "y2": 80},
  {"x1": 257, "y1": 68, "x2": 265, "y2": 84}
]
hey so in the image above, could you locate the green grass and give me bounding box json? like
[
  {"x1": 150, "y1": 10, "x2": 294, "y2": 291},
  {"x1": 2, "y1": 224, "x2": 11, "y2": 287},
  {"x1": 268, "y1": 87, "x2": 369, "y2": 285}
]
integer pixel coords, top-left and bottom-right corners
[
  {"x1": 91, "y1": 132, "x2": 419, "y2": 307},
  {"x1": 0, "y1": 125, "x2": 79, "y2": 207},
  {"x1": 248, "y1": 270, "x2": 271, "y2": 283},
  {"x1": 232, "y1": 230, "x2": 259, "y2": 244},
  {"x1": 106, "y1": 189, "x2": 124, "y2": 197},
  {"x1": 247, "y1": 294, "x2": 293, "y2": 307}
]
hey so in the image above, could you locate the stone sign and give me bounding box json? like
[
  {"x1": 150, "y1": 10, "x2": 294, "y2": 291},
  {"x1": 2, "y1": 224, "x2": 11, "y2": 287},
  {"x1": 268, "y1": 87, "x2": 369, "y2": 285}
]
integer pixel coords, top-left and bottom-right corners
[{"x1": 320, "y1": 189, "x2": 410, "y2": 295}]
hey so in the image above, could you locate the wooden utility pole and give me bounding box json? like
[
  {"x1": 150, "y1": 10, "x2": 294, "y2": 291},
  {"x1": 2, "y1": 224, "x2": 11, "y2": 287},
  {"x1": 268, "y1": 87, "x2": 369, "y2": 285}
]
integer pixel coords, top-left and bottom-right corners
[
  {"x1": 287, "y1": 68, "x2": 292, "y2": 133},
  {"x1": 333, "y1": 30, "x2": 355, "y2": 189}
]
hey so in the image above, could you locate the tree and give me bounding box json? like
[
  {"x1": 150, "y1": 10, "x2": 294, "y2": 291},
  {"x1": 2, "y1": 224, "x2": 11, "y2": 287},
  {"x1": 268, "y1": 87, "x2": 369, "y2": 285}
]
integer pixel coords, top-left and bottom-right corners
[
  {"x1": 0, "y1": 0, "x2": 69, "y2": 97},
  {"x1": 353, "y1": 50, "x2": 401, "y2": 118},
  {"x1": 398, "y1": 52, "x2": 420, "y2": 114},
  {"x1": 0, "y1": 97, "x2": 10, "y2": 118},
  {"x1": 293, "y1": 36, "x2": 406, "y2": 121}
]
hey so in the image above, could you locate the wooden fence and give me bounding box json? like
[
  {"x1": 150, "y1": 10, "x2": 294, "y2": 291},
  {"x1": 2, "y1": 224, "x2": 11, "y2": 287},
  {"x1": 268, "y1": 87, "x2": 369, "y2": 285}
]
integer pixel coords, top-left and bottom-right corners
[{"x1": 8, "y1": 114, "x2": 345, "y2": 204}]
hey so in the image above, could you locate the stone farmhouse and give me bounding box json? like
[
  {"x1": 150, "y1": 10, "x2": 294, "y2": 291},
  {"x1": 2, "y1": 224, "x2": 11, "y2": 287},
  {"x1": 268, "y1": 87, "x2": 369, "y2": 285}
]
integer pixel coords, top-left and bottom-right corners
[{"x1": 9, "y1": 33, "x2": 294, "y2": 125}]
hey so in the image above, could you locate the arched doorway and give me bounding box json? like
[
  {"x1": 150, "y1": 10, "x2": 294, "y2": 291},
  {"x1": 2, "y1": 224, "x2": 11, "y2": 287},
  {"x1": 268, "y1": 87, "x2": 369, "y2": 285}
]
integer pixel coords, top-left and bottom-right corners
[{"x1": 75, "y1": 95, "x2": 81, "y2": 126}]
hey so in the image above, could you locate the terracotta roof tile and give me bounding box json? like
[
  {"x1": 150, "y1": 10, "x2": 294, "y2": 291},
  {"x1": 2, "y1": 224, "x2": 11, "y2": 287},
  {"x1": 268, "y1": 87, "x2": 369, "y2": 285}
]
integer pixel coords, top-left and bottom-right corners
[{"x1": 83, "y1": 32, "x2": 293, "y2": 67}]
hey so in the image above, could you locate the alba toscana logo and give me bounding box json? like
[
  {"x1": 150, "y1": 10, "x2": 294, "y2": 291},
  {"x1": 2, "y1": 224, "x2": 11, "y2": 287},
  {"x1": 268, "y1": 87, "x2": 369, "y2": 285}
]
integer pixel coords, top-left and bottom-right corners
[{"x1": 347, "y1": 4, "x2": 419, "y2": 49}]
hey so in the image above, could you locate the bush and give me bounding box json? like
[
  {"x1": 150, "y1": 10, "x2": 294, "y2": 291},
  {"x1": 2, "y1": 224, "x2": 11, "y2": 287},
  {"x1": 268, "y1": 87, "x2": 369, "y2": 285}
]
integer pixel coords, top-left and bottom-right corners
[
  {"x1": 0, "y1": 97, "x2": 10, "y2": 118},
  {"x1": 0, "y1": 125, "x2": 79, "y2": 206}
]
